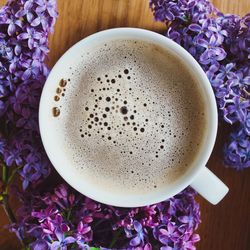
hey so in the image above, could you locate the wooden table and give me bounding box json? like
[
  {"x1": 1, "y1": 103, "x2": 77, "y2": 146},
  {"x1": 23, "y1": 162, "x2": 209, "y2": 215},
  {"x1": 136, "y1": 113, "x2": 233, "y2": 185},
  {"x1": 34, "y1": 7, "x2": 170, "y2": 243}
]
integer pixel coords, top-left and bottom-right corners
[{"x1": 0, "y1": 0, "x2": 249, "y2": 249}]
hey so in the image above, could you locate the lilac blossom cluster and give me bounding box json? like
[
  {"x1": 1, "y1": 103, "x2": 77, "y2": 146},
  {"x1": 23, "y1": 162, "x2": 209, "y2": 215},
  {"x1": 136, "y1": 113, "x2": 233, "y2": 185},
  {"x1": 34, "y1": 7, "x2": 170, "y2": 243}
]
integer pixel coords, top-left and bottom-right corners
[
  {"x1": 0, "y1": 0, "x2": 57, "y2": 188},
  {"x1": 11, "y1": 184, "x2": 200, "y2": 250},
  {"x1": 150, "y1": 0, "x2": 250, "y2": 170}
]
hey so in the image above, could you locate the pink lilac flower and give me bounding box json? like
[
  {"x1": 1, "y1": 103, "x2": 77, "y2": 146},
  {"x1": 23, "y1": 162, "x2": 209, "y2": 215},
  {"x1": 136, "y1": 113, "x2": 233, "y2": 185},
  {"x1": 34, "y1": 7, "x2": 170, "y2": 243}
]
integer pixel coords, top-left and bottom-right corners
[{"x1": 10, "y1": 184, "x2": 200, "y2": 249}]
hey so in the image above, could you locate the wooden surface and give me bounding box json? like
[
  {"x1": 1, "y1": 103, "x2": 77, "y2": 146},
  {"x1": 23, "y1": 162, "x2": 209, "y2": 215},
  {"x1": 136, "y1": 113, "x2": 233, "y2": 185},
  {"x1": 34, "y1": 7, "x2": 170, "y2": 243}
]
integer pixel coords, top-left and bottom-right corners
[{"x1": 0, "y1": 0, "x2": 250, "y2": 249}]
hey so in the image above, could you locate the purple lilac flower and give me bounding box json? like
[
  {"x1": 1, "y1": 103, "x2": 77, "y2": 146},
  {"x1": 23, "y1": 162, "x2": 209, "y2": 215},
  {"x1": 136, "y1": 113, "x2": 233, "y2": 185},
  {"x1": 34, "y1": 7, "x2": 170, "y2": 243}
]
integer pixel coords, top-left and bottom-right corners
[
  {"x1": 30, "y1": 239, "x2": 49, "y2": 250},
  {"x1": 198, "y1": 35, "x2": 226, "y2": 65},
  {"x1": 36, "y1": 0, "x2": 58, "y2": 18},
  {"x1": 0, "y1": 0, "x2": 57, "y2": 189},
  {"x1": 150, "y1": 0, "x2": 250, "y2": 170},
  {"x1": 128, "y1": 221, "x2": 147, "y2": 247},
  {"x1": 10, "y1": 184, "x2": 200, "y2": 249},
  {"x1": 224, "y1": 126, "x2": 250, "y2": 169},
  {"x1": 4, "y1": 10, "x2": 22, "y2": 36},
  {"x1": 50, "y1": 229, "x2": 75, "y2": 250},
  {"x1": 224, "y1": 96, "x2": 250, "y2": 124}
]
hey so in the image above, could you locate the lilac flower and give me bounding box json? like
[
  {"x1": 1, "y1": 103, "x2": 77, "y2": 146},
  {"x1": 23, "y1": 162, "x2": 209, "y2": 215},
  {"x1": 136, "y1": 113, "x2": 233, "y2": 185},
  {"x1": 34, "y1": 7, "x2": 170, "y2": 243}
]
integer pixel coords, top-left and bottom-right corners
[
  {"x1": 36, "y1": 0, "x2": 58, "y2": 18},
  {"x1": 5, "y1": 12, "x2": 22, "y2": 36},
  {"x1": 10, "y1": 184, "x2": 200, "y2": 249},
  {"x1": 50, "y1": 229, "x2": 75, "y2": 250},
  {"x1": 0, "y1": 38, "x2": 13, "y2": 59},
  {"x1": 189, "y1": 20, "x2": 212, "y2": 38},
  {"x1": 75, "y1": 220, "x2": 93, "y2": 245},
  {"x1": 216, "y1": 63, "x2": 235, "y2": 80},
  {"x1": 30, "y1": 239, "x2": 49, "y2": 250},
  {"x1": 32, "y1": 206, "x2": 58, "y2": 222},
  {"x1": 208, "y1": 22, "x2": 228, "y2": 43},
  {"x1": 205, "y1": 63, "x2": 220, "y2": 80},
  {"x1": 15, "y1": 0, "x2": 34, "y2": 20},
  {"x1": 17, "y1": 27, "x2": 42, "y2": 49},
  {"x1": 244, "y1": 112, "x2": 250, "y2": 135},
  {"x1": 9, "y1": 56, "x2": 19, "y2": 74},
  {"x1": 33, "y1": 39, "x2": 49, "y2": 59},
  {"x1": 227, "y1": 71, "x2": 250, "y2": 88},
  {"x1": 224, "y1": 96, "x2": 250, "y2": 124},
  {"x1": 150, "y1": 0, "x2": 196, "y2": 22},
  {"x1": 198, "y1": 35, "x2": 226, "y2": 64},
  {"x1": 20, "y1": 163, "x2": 41, "y2": 189},
  {"x1": 4, "y1": 143, "x2": 23, "y2": 166},
  {"x1": 21, "y1": 59, "x2": 41, "y2": 80},
  {"x1": 9, "y1": 37, "x2": 22, "y2": 55},
  {"x1": 129, "y1": 221, "x2": 146, "y2": 247},
  {"x1": 31, "y1": 12, "x2": 49, "y2": 31},
  {"x1": 157, "y1": 223, "x2": 179, "y2": 246},
  {"x1": 224, "y1": 127, "x2": 250, "y2": 170}
]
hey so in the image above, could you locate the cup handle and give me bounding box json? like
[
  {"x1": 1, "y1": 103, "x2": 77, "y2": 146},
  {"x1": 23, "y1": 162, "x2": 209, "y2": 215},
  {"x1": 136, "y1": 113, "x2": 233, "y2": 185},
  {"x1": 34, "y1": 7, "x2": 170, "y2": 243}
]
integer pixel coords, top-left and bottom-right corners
[{"x1": 190, "y1": 166, "x2": 229, "y2": 205}]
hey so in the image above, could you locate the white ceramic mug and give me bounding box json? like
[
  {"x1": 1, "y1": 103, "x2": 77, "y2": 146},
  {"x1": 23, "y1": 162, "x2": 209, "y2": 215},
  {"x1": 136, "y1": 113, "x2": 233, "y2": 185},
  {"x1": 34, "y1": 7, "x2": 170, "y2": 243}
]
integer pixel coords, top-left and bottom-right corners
[{"x1": 39, "y1": 28, "x2": 229, "y2": 207}]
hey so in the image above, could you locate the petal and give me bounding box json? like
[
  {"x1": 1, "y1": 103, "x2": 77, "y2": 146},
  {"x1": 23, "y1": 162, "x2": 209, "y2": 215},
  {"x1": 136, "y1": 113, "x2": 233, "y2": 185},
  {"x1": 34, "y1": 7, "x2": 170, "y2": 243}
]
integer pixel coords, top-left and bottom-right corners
[
  {"x1": 17, "y1": 33, "x2": 29, "y2": 40},
  {"x1": 51, "y1": 241, "x2": 60, "y2": 250},
  {"x1": 15, "y1": 44, "x2": 21, "y2": 55},
  {"x1": 48, "y1": 7, "x2": 58, "y2": 18},
  {"x1": 144, "y1": 243, "x2": 152, "y2": 250},
  {"x1": 81, "y1": 225, "x2": 91, "y2": 234},
  {"x1": 160, "y1": 247, "x2": 172, "y2": 250},
  {"x1": 36, "y1": 0, "x2": 46, "y2": 7},
  {"x1": 8, "y1": 23, "x2": 16, "y2": 36},
  {"x1": 22, "y1": 179, "x2": 29, "y2": 190},
  {"x1": 31, "y1": 17, "x2": 41, "y2": 27},
  {"x1": 159, "y1": 235, "x2": 169, "y2": 245},
  {"x1": 243, "y1": 76, "x2": 250, "y2": 85},
  {"x1": 15, "y1": 9, "x2": 26, "y2": 18},
  {"x1": 55, "y1": 229, "x2": 64, "y2": 242},
  {"x1": 6, "y1": 155, "x2": 14, "y2": 166},
  {"x1": 134, "y1": 221, "x2": 142, "y2": 232},
  {"x1": 27, "y1": 12, "x2": 34, "y2": 23},
  {"x1": 159, "y1": 229, "x2": 168, "y2": 236},
  {"x1": 130, "y1": 236, "x2": 141, "y2": 246},
  {"x1": 189, "y1": 24, "x2": 201, "y2": 32},
  {"x1": 216, "y1": 48, "x2": 227, "y2": 61},
  {"x1": 199, "y1": 50, "x2": 210, "y2": 65},
  {"x1": 83, "y1": 216, "x2": 93, "y2": 224},
  {"x1": 15, "y1": 20, "x2": 22, "y2": 27},
  {"x1": 178, "y1": 215, "x2": 189, "y2": 223},
  {"x1": 28, "y1": 38, "x2": 34, "y2": 49},
  {"x1": 61, "y1": 223, "x2": 70, "y2": 232},
  {"x1": 77, "y1": 221, "x2": 83, "y2": 231},
  {"x1": 197, "y1": 38, "x2": 208, "y2": 48},
  {"x1": 24, "y1": 1, "x2": 33, "y2": 10},
  {"x1": 22, "y1": 69, "x2": 31, "y2": 80},
  {"x1": 191, "y1": 233, "x2": 200, "y2": 242},
  {"x1": 210, "y1": 35, "x2": 217, "y2": 45},
  {"x1": 64, "y1": 236, "x2": 75, "y2": 244},
  {"x1": 9, "y1": 62, "x2": 16, "y2": 74},
  {"x1": 41, "y1": 19, "x2": 48, "y2": 30}
]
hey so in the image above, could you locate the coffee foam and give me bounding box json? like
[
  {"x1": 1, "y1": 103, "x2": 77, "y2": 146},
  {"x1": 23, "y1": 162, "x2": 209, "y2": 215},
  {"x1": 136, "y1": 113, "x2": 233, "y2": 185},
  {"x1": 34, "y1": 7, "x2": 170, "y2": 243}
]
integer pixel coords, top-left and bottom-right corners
[{"x1": 51, "y1": 40, "x2": 207, "y2": 194}]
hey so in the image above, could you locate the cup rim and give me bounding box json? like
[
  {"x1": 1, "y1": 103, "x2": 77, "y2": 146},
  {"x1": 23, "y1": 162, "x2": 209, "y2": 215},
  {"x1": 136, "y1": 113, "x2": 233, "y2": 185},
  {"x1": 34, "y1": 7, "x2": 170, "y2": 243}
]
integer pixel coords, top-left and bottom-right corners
[{"x1": 39, "y1": 28, "x2": 218, "y2": 207}]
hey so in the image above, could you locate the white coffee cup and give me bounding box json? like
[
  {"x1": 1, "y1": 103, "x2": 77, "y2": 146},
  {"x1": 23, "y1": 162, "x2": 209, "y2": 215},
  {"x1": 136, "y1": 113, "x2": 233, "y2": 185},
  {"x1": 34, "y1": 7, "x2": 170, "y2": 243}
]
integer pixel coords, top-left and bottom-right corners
[{"x1": 39, "y1": 28, "x2": 229, "y2": 207}]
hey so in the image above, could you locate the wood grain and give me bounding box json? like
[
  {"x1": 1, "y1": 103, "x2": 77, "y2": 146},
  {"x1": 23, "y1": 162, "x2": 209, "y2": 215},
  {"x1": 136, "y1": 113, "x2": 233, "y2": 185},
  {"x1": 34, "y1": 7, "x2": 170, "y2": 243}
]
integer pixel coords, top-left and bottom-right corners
[{"x1": 0, "y1": 0, "x2": 249, "y2": 249}]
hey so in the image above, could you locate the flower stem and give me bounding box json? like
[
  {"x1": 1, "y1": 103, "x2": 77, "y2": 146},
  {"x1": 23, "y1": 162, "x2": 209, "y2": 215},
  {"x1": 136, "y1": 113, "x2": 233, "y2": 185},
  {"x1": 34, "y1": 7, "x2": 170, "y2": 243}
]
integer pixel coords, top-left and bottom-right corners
[
  {"x1": 109, "y1": 229, "x2": 123, "y2": 248},
  {"x1": 2, "y1": 163, "x2": 8, "y2": 183},
  {"x1": 1, "y1": 162, "x2": 26, "y2": 248},
  {"x1": 2, "y1": 194, "x2": 16, "y2": 223}
]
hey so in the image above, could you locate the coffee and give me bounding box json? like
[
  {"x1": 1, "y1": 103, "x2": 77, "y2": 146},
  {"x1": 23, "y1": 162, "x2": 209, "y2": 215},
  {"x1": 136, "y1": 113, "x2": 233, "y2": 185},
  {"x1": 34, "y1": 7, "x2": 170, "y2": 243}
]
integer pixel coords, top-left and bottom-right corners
[{"x1": 51, "y1": 39, "x2": 207, "y2": 194}]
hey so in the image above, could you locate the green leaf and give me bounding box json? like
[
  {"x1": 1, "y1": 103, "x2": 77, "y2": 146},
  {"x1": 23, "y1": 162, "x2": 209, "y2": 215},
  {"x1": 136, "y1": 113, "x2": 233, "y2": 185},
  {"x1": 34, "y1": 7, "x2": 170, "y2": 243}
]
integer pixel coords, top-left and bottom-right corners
[{"x1": 90, "y1": 248, "x2": 100, "y2": 250}]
